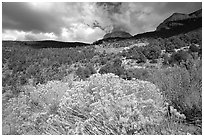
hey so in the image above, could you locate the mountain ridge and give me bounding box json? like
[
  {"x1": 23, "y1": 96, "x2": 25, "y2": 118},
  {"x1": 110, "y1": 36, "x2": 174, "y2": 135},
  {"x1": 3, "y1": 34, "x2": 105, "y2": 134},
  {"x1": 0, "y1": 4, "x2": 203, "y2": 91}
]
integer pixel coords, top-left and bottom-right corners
[
  {"x1": 94, "y1": 9, "x2": 202, "y2": 45},
  {"x1": 103, "y1": 31, "x2": 132, "y2": 39},
  {"x1": 156, "y1": 9, "x2": 202, "y2": 31}
]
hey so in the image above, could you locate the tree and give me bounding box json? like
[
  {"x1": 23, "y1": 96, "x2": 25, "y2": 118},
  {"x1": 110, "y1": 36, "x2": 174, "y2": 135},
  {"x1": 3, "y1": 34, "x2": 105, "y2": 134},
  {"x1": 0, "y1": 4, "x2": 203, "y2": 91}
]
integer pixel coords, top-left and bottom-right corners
[
  {"x1": 125, "y1": 47, "x2": 147, "y2": 63},
  {"x1": 113, "y1": 58, "x2": 122, "y2": 67},
  {"x1": 170, "y1": 50, "x2": 192, "y2": 65},
  {"x1": 162, "y1": 53, "x2": 170, "y2": 65},
  {"x1": 189, "y1": 44, "x2": 199, "y2": 53},
  {"x1": 143, "y1": 44, "x2": 161, "y2": 60},
  {"x1": 165, "y1": 41, "x2": 175, "y2": 53},
  {"x1": 168, "y1": 36, "x2": 186, "y2": 49},
  {"x1": 99, "y1": 60, "x2": 125, "y2": 76}
]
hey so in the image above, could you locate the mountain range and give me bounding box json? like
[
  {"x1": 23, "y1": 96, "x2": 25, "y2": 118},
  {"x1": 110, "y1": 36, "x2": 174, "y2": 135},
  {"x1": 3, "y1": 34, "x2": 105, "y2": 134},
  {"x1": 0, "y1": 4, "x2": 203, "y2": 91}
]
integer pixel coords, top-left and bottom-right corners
[
  {"x1": 94, "y1": 9, "x2": 202, "y2": 44},
  {"x1": 156, "y1": 9, "x2": 202, "y2": 31},
  {"x1": 4, "y1": 9, "x2": 201, "y2": 48}
]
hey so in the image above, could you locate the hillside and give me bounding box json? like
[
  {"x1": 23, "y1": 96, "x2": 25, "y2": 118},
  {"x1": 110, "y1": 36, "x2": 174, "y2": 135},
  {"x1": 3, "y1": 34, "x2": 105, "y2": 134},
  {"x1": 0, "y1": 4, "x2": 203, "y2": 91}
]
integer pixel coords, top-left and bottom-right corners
[
  {"x1": 103, "y1": 31, "x2": 132, "y2": 39},
  {"x1": 2, "y1": 40, "x2": 90, "y2": 49},
  {"x1": 156, "y1": 9, "x2": 202, "y2": 31},
  {"x1": 2, "y1": 8, "x2": 202, "y2": 135},
  {"x1": 94, "y1": 9, "x2": 202, "y2": 45}
]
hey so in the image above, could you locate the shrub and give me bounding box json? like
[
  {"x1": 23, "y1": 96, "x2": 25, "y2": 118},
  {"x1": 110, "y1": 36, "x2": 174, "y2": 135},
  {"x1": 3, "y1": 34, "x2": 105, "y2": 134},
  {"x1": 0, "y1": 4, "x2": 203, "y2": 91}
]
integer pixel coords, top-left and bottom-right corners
[
  {"x1": 2, "y1": 79, "x2": 73, "y2": 135},
  {"x1": 149, "y1": 62, "x2": 202, "y2": 123},
  {"x1": 99, "y1": 58, "x2": 125, "y2": 77},
  {"x1": 3, "y1": 73, "x2": 166, "y2": 135},
  {"x1": 56, "y1": 73, "x2": 165, "y2": 135},
  {"x1": 124, "y1": 47, "x2": 147, "y2": 63},
  {"x1": 124, "y1": 68, "x2": 150, "y2": 81},
  {"x1": 99, "y1": 63, "x2": 125, "y2": 77},
  {"x1": 76, "y1": 64, "x2": 96, "y2": 80},
  {"x1": 168, "y1": 36, "x2": 186, "y2": 49},
  {"x1": 136, "y1": 53, "x2": 147, "y2": 63},
  {"x1": 113, "y1": 57, "x2": 122, "y2": 67},
  {"x1": 149, "y1": 59, "x2": 157, "y2": 64},
  {"x1": 189, "y1": 44, "x2": 199, "y2": 53},
  {"x1": 162, "y1": 54, "x2": 170, "y2": 65},
  {"x1": 142, "y1": 44, "x2": 161, "y2": 60},
  {"x1": 198, "y1": 48, "x2": 202, "y2": 58},
  {"x1": 165, "y1": 41, "x2": 175, "y2": 53},
  {"x1": 2, "y1": 62, "x2": 13, "y2": 87},
  {"x1": 190, "y1": 39, "x2": 198, "y2": 44},
  {"x1": 3, "y1": 93, "x2": 34, "y2": 135},
  {"x1": 169, "y1": 50, "x2": 192, "y2": 65}
]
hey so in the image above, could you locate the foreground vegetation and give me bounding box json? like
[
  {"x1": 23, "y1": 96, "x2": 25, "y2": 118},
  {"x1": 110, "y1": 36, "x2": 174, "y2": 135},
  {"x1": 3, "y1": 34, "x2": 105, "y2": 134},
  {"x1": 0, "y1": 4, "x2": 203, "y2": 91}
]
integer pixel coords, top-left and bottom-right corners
[{"x1": 2, "y1": 32, "x2": 202, "y2": 134}]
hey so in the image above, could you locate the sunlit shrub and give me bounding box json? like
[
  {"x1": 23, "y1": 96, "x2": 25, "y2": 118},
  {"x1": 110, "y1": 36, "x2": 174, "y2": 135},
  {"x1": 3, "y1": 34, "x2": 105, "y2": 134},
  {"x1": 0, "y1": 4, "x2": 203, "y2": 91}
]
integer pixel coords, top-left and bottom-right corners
[
  {"x1": 142, "y1": 43, "x2": 161, "y2": 60},
  {"x1": 189, "y1": 44, "x2": 200, "y2": 53},
  {"x1": 2, "y1": 62, "x2": 13, "y2": 87},
  {"x1": 125, "y1": 47, "x2": 147, "y2": 63},
  {"x1": 124, "y1": 68, "x2": 150, "y2": 81},
  {"x1": 169, "y1": 50, "x2": 192, "y2": 65},
  {"x1": 3, "y1": 92, "x2": 35, "y2": 135},
  {"x1": 2, "y1": 79, "x2": 73, "y2": 135},
  {"x1": 56, "y1": 73, "x2": 165, "y2": 135},
  {"x1": 149, "y1": 61, "x2": 202, "y2": 122},
  {"x1": 76, "y1": 64, "x2": 96, "y2": 80},
  {"x1": 99, "y1": 59, "x2": 125, "y2": 77}
]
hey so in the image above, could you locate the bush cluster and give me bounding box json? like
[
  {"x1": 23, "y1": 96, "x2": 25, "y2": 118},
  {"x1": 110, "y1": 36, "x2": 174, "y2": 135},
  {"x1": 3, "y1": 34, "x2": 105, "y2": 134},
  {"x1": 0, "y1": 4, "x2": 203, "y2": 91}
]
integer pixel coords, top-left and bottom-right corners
[
  {"x1": 2, "y1": 45, "x2": 96, "y2": 94},
  {"x1": 169, "y1": 50, "x2": 192, "y2": 65},
  {"x1": 99, "y1": 58, "x2": 125, "y2": 76},
  {"x1": 76, "y1": 64, "x2": 96, "y2": 80},
  {"x1": 123, "y1": 68, "x2": 150, "y2": 81},
  {"x1": 122, "y1": 44, "x2": 161, "y2": 62},
  {"x1": 123, "y1": 47, "x2": 147, "y2": 63},
  {"x1": 3, "y1": 73, "x2": 166, "y2": 135},
  {"x1": 149, "y1": 59, "x2": 202, "y2": 122}
]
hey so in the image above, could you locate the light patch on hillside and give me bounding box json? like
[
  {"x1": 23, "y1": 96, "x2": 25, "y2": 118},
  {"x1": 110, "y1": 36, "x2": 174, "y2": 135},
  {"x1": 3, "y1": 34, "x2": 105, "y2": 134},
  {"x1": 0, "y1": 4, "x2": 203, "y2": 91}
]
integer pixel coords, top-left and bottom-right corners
[{"x1": 95, "y1": 42, "x2": 149, "y2": 54}]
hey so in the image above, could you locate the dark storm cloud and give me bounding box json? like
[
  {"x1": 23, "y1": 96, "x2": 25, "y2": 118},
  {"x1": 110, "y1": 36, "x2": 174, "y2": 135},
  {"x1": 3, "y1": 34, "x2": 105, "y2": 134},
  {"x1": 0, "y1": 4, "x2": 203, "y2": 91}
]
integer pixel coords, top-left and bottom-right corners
[
  {"x1": 159, "y1": 2, "x2": 202, "y2": 14},
  {"x1": 88, "y1": 2, "x2": 202, "y2": 34},
  {"x1": 2, "y1": 2, "x2": 65, "y2": 34},
  {"x1": 93, "y1": 2, "x2": 130, "y2": 32},
  {"x1": 2, "y1": 2, "x2": 202, "y2": 42},
  {"x1": 96, "y1": 2, "x2": 123, "y2": 15}
]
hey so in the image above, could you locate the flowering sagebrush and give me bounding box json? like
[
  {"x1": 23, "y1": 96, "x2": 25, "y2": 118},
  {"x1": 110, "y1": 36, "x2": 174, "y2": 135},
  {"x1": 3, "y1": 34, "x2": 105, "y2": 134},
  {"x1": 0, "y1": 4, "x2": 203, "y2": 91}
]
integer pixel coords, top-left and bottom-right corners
[
  {"x1": 3, "y1": 73, "x2": 166, "y2": 135},
  {"x1": 56, "y1": 73, "x2": 165, "y2": 134}
]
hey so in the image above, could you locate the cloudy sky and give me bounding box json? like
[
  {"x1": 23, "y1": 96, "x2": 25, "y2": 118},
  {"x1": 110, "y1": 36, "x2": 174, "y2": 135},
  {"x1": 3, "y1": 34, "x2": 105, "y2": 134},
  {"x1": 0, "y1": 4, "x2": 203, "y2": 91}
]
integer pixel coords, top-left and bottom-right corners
[{"x1": 2, "y1": 2, "x2": 202, "y2": 43}]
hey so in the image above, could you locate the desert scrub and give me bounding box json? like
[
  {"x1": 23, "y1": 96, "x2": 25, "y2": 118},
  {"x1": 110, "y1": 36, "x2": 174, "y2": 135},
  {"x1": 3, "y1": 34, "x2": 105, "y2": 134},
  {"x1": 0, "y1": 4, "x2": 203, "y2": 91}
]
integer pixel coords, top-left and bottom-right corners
[
  {"x1": 99, "y1": 59, "x2": 125, "y2": 76},
  {"x1": 2, "y1": 80, "x2": 73, "y2": 135},
  {"x1": 124, "y1": 68, "x2": 150, "y2": 81},
  {"x1": 5, "y1": 72, "x2": 186, "y2": 135},
  {"x1": 3, "y1": 73, "x2": 166, "y2": 135},
  {"x1": 56, "y1": 73, "x2": 165, "y2": 135},
  {"x1": 75, "y1": 64, "x2": 96, "y2": 80},
  {"x1": 149, "y1": 60, "x2": 202, "y2": 123}
]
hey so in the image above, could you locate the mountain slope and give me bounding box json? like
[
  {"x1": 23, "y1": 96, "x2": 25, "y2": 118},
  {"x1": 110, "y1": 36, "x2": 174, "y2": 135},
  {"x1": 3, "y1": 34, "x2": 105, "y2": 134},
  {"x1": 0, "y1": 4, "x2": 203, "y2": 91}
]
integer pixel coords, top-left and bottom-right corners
[
  {"x1": 189, "y1": 9, "x2": 202, "y2": 18},
  {"x1": 93, "y1": 9, "x2": 202, "y2": 44},
  {"x1": 156, "y1": 9, "x2": 202, "y2": 31},
  {"x1": 25, "y1": 40, "x2": 90, "y2": 48},
  {"x1": 103, "y1": 31, "x2": 132, "y2": 39}
]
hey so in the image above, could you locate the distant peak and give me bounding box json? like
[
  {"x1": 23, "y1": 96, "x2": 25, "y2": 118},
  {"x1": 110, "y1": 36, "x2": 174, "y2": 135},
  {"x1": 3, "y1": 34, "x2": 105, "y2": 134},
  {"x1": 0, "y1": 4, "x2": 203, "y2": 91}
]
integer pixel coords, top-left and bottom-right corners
[
  {"x1": 189, "y1": 9, "x2": 202, "y2": 18},
  {"x1": 103, "y1": 31, "x2": 132, "y2": 39},
  {"x1": 156, "y1": 9, "x2": 202, "y2": 31},
  {"x1": 167, "y1": 12, "x2": 189, "y2": 21},
  {"x1": 172, "y1": 12, "x2": 186, "y2": 16}
]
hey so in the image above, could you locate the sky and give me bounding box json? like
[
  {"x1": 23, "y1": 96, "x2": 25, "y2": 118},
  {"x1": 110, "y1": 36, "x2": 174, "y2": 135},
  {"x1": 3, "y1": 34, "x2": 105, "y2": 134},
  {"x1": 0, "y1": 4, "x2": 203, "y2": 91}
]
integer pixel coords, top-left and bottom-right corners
[{"x1": 2, "y1": 2, "x2": 202, "y2": 43}]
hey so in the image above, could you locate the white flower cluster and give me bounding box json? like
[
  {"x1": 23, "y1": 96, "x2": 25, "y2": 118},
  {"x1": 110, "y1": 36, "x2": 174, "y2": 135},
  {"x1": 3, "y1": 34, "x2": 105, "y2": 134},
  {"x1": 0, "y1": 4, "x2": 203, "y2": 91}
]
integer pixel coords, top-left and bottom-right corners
[
  {"x1": 169, "y1": 105, "x2": 186, "y2": 119},
  {"x1": 29, "y1": 80, "x2": 71, "y2": 111},
  {"x1": 3, "y1": 73, "x2": 166, "y2": 135},
  {"x1": 57, "y1": 73, "x2": 165, "y2": 134},
  {"x1": 163, "y1": 102, "x2": 186, "y2": 120}
]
